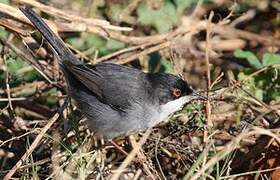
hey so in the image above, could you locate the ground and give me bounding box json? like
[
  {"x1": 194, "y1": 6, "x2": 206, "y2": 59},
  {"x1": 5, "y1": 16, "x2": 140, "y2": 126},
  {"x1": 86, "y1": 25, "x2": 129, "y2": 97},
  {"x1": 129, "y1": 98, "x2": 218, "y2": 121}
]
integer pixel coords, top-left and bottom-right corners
[{"x1": 0, "y1": 0, "x2": 279, "y2": 179}]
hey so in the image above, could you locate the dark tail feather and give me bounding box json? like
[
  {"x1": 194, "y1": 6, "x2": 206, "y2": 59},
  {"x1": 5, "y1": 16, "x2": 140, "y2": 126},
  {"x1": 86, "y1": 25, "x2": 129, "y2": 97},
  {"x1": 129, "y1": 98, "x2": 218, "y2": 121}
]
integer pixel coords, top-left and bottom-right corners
[{"x1": 19, "y1": 6, "x2": 80, "y2": 66}]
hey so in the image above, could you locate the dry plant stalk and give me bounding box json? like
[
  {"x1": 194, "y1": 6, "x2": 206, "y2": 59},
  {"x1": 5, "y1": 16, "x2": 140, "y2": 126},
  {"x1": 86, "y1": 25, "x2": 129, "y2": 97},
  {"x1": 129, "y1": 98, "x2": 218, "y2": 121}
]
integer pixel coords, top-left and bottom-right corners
[
  {"x1": 110, "y1": 129, "x2": 152, "y2": 180},
  {"x1": 3, "y1": 113, "x2": 60, "y2": 180},
  {"x1": 0, "y1": 1, "x2": 279, "y2": 179},
  {"x1": 187, "y1": 127, "x2": 280, "y2": 180}
]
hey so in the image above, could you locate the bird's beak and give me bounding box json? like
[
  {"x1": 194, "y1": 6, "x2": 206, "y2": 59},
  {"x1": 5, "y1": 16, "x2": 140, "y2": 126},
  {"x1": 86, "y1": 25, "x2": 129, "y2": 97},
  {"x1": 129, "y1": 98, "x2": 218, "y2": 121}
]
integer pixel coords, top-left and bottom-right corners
[{"x1": 191, "y1": 91, "x2": 208, "y2": 101}]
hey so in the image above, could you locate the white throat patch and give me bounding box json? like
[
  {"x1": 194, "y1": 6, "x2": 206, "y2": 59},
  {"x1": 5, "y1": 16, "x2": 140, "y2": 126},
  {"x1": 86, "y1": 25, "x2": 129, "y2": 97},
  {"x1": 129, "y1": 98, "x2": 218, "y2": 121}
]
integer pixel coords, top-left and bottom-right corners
[{"x1": 158, "y1": 96, "x2": 193, "y2": 122}]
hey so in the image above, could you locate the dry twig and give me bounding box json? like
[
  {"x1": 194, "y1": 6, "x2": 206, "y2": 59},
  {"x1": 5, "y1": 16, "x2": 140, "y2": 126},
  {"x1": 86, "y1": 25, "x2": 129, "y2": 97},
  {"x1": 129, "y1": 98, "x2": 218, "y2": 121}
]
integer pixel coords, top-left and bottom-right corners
[
  {"x1": 110, "y1": 129, "x2": 152, "y2": 180},
  {"x1": 3, "y1": 113, "x2": 60, "y2": 180}
]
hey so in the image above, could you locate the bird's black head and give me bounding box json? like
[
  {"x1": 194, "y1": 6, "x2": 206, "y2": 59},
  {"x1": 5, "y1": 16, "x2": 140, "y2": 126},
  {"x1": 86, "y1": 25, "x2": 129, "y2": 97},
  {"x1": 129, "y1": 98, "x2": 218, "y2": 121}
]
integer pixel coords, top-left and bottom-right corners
[{"x1": 146, "y1": 73, "x2": 194, "y2": 105}]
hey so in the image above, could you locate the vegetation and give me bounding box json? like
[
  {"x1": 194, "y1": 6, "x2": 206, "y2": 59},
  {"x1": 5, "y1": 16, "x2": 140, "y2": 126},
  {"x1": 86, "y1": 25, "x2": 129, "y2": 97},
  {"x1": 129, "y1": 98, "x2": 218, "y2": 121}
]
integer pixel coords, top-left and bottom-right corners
[{"x1": 0, "y1": 0, "x2": 279, "y2": 179}]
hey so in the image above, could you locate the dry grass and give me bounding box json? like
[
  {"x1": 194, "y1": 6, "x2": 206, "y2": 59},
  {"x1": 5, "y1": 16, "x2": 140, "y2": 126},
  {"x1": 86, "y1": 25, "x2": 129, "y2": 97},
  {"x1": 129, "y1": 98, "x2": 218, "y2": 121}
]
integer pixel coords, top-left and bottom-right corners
[{"x1": 0, "y1": 0, "x2": 279, "y2": 179}]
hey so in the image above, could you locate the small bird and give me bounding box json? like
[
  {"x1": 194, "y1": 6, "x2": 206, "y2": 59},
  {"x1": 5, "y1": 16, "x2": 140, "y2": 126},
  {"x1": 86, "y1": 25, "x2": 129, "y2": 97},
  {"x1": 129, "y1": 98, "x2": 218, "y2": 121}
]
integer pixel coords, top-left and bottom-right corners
[{"x1": 20, "y1": 6, "x2": 205, "y2": 139}]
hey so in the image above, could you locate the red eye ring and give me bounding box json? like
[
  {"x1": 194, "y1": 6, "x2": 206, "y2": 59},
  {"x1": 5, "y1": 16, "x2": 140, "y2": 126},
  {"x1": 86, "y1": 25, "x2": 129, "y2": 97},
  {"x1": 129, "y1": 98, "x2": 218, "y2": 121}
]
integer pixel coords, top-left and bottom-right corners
[{"x1": 172, "y1": 88, "x2": 181, "y2": 97}]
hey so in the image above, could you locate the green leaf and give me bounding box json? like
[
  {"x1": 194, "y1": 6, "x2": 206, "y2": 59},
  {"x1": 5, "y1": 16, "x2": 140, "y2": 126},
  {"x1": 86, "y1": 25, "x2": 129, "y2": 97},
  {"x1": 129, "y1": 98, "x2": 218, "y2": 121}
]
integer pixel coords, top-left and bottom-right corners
[
  {"x1": 6, "y1": 55, "x2": 42, "y2": 82},
  {"x1": 83, "y1": 33, "x2": 106, "y2": 49},
  {"x1": 65, "y1": 37, "x2": 86, "y2": 51},
  {"x1": 65, "y1": 33, "x2": 106, "y2": 52},
  {"x1": 137, "y1": 1, "x2": 178, "y2": 33},
  {"x1": 0, "y1": 0, "x2": 9, "y2": 4},
  {"x1": 148, "y1": 53, "x2": 174, "y2": 73},
  {"x1": 160, "y1": 58, "x2": 174, "y2": 74},
  {"x1": 105, "y1": 39, "x2": 125, "y2": 52},
  {"x1": 23, "y1": 70, "x2": 41, "y2": 82},
  {"x1": 45, "y1": 88, "x2": 58, "y2": 106},
  {"x1": 174, "y1": 0, "x2": 200, "y2": 15},
  {"x1": 262, "y1": 53, "x2": 280, "y2": 66},
  {"x1": 7, "y1": 57, "x2": 25, "y2": 73},
  {"x1": 237, "y1": 71, "x2": 263, "y2": 101},
  {"x1": 254, "y1": 88, "x2": 263, "y2": 101},
  {"x1": 234, "y1": 49, "x2": 263, "y2": 68},
  {"x1": 107, "y1": 4, "x2": 124, "y2": 22},
  {"x1": 237, "y1": 67, "x2": 280, "y2": 102}
]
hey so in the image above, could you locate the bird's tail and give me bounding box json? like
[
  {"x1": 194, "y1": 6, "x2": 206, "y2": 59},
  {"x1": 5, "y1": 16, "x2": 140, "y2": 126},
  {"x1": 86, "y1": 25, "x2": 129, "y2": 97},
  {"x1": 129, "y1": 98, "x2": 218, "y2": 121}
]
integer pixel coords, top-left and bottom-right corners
[{"x1": 19, "y1": 6, "x2": 80, "y2": 66}]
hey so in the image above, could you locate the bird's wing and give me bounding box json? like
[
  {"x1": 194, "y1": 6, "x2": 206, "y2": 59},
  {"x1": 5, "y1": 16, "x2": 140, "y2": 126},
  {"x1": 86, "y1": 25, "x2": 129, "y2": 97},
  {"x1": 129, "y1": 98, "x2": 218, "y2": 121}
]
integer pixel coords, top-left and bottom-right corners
[{"x1": 69, "y1": 63, "x2": 145, "y2": 110}]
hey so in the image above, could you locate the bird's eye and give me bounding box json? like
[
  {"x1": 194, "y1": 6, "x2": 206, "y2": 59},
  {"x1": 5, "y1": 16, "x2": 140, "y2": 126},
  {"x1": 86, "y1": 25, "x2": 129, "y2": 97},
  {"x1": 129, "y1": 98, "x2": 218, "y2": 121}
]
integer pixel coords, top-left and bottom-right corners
[{"x1": 172, "y1": 88, "x2": 181, "y2": 98}]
